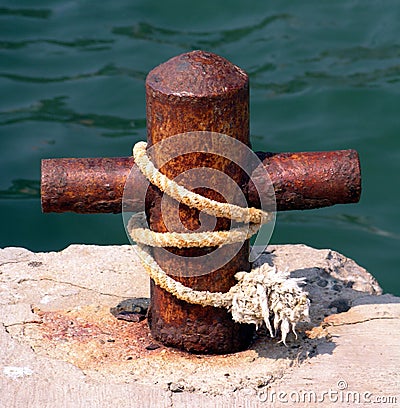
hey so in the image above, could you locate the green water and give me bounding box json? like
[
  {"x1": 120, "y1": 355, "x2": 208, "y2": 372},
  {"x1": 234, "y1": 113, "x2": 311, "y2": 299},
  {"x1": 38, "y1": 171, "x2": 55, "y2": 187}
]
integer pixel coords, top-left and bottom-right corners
[{"x1": 0, "y1": 1, "x2": 399, "y2": 295}]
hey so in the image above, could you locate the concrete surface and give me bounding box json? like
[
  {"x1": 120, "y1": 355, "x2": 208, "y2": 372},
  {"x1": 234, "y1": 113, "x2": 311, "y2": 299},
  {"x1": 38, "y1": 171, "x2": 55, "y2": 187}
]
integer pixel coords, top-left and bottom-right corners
[{"x1": 0, "y1": 244, "x2": 399, "y2": 407}]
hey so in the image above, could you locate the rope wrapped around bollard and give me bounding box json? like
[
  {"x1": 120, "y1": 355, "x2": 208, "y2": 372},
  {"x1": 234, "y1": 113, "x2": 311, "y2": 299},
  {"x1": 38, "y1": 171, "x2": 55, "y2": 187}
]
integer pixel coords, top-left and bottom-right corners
[{"x1": 128, "y1": 141, "x2": 310, "y2": 345}]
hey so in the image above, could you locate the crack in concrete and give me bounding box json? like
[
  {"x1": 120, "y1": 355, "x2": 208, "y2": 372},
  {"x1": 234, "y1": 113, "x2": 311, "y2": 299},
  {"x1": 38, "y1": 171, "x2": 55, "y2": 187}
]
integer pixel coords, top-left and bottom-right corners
[
  {"x1": 2, "y1": 322, "x2": 11, "y2": 334},
  {"x1": 44, "y1": 277, "x2": 121, "y2": 298},
  {"x1": 1, "y1": 322, "x2": 37, "y2": 355},
  {"x1": 0, "y1": 261, "x2": 27, "y2": 267},
  {"x1": 16, "y1": 276, "x2": 121, "y2": 299},
  {"x1": 4, "y1": 320, "x2": 43, "y2": 329},
  {"x1": 325, "y1": 315, "x2": 399, "y2": 328}
]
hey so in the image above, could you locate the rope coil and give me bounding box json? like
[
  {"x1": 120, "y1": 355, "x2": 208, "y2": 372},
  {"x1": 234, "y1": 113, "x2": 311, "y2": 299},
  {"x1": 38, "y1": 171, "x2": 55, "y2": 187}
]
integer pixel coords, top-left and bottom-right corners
[{"x1": 129, "y1": 141, "x2": 310, "y2": 345}]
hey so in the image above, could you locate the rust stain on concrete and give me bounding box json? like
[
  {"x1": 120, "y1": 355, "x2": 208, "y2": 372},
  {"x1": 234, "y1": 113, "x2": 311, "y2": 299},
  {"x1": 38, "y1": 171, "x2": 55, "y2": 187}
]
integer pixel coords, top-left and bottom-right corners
[
  {"x1": 26, "y1": 303, "x2": 307, "y2": 393},
  {"x1": 35, "y1": 306, "x2": 168, "y2": 369}
]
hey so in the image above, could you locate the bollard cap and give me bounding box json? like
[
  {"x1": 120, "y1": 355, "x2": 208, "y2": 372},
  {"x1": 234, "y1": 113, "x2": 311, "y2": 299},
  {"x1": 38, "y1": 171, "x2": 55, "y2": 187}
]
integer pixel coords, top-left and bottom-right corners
[{"x1": 146, "y1": 50, "x2": 248, "y2": 98}]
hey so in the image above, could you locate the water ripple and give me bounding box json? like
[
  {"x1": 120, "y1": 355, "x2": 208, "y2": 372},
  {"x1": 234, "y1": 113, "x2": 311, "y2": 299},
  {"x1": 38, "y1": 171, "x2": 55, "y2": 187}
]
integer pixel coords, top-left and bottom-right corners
[
  {"x1": 0, "y1": 7, "x2": 51, "y2": 19},
  {"x1": 280, "y1": 212, "x2": 400, "y2": 240},
  {"x1": 0, "y1": 63, "x2": 146, "y2": 84},
  {"x1": 309, "y1": 45, "x2": 400, "y2": 64},
  {"x1": 0, "y1": 38, "x2": 114, "y2": 51},
  {"x1": 251, "y1": 63, "x2": 400, "y2": 95},
  {"x1": 335, "y1": 214, "x2": 400, "y2": 240},
  {"x1": 0, "y1": 96, "x2": 145, "y2": 138},
  {"x1": 0, "y1": 180, "x2": 40, "y2": 200},
  {"x1": 112, "y1": 14, "x2": 291, "y2": 49}
]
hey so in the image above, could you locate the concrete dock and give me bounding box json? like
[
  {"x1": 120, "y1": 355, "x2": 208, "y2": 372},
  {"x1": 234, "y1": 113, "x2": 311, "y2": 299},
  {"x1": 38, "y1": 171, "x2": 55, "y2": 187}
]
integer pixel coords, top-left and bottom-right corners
[{"x1": 1, "y1": 244, "x2": 399, "y2": 407}]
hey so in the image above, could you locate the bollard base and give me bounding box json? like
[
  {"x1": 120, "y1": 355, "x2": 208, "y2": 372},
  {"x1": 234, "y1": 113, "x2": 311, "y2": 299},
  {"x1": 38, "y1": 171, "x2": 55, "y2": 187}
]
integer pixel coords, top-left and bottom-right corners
[{"x1": 148, "y1": 283, "x2": 255, "y2": 354}]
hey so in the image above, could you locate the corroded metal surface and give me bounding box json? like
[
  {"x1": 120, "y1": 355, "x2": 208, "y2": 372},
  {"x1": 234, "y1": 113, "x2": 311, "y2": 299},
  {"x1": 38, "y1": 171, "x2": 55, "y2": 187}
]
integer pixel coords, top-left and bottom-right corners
[
  {"x1": 41, "y1": 149, "x2": 361, "y2": 213},
  {"x1": 41, "y1": 157, "x2": 142, "y2": 213},
  {"x1": 248, "y1": 149, "x2": 361, "y2": 211},
  {"x1": 145, "y1": 50, "x2": 254, "y2": 353}
]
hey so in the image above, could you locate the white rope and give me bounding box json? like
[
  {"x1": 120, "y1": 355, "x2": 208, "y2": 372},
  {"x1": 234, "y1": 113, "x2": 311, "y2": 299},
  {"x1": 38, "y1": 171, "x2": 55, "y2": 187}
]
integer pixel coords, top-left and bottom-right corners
[
  {"x1": 130, "y1": 141, "x2": 310, "y2": 345},
  {"x1": 133, "y1": 141, "x2": 272, "y2": 225},
  {"x1": 127, "y1": 212, "x2": 261, "y2": 248}
]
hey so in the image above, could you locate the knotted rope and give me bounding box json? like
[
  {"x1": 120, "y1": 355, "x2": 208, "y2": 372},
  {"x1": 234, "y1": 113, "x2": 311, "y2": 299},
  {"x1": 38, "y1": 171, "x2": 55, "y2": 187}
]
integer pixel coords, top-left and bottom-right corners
[{"x1": 129, "y1": 141, "x2": 310, "y2": 345}]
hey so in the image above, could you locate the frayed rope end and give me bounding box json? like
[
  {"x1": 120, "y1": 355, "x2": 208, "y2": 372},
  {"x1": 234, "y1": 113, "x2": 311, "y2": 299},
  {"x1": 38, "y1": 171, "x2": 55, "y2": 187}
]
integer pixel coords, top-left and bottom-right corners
[{"x1": 229, "y1": 263, "x2": 310, "y2": 345}]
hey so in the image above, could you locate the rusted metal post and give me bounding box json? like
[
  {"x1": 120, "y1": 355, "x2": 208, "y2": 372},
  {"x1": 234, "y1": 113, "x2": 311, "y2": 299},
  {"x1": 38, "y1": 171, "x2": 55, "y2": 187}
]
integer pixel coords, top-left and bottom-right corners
[
  {"x1": 40, "y1": 149, "x2": 361, "y2": 213},
  {"x1": 144, "y1": 51, "x2": 253, "y2": 353},
  {"x1": 40, "y1": 50, "x2": 363, "y2": 355}
]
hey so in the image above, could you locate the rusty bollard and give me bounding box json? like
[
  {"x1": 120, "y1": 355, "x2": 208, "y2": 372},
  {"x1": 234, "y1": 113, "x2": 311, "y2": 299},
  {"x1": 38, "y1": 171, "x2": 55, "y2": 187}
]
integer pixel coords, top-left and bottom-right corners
[
  {"x1": 40, "y1": 50, "x2": 361, "y2": 354},
  {"x1": 143, "y1": 51, "x2": 255, "y2": 353}
]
